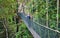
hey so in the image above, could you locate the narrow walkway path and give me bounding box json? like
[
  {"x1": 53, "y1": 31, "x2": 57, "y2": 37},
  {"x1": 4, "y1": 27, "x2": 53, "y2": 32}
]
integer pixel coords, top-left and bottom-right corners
[
  {"x1": 18, "y1": 13, "x2": 41, "y2": 38},
  {"x1": 17, "y1": 2, "x2": 41, "y2": 38},
  {"x1": 23, "y1": 18, "x2": 41, "y2": 38}
]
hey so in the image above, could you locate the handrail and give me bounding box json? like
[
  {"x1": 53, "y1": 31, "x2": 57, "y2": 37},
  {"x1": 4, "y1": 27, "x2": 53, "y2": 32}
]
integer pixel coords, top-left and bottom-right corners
[{"x1": 33, "y1": 20, "x2": 60, "y2": 33}]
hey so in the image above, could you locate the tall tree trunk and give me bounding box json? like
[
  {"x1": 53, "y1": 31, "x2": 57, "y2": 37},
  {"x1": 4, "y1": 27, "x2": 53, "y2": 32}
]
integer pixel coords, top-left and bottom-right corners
[{"x1": 3, "y1": 18, "x2": 9, "y2": 38}]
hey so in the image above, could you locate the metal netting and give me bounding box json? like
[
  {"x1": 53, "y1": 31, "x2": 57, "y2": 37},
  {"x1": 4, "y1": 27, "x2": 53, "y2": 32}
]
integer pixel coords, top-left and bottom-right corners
[
  {"x1": 19, "y1": 13, "x2": 60, "y2": 38},
  {"x1": 19, "y1": 0, "x2": 60, "y2": 38}
]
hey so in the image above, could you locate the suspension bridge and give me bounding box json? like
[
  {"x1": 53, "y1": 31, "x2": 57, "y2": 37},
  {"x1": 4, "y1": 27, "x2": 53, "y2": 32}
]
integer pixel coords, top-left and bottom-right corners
[
  {"x1": 17, "y1": 0, "x2": 60, "y2": 38},
  {"x1": 0, "y1": 0, "x2": 60, "y2": 38},
  {"x1": 17, "y1": 12, "x2": 60, "y2": 38}
]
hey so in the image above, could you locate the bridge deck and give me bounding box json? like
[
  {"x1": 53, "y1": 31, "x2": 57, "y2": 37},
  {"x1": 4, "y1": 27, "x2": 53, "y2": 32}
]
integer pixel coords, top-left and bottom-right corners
[{"x1": 18, "y1": 13, "x2": 41, "y2": 38}]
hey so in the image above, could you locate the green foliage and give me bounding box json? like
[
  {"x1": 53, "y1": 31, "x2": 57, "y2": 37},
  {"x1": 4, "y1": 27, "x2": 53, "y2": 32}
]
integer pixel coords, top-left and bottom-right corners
[
  {"x1": 15, "y1": 22, "x2": 33, "y2": 38},
  {"x1": 0, "y1": 0, "x2": 17, "y2": 38},
  {"x1": 0, "y1": 0, "x2": 17, "y2": 18},
  {"x1": 25, "y1": 0, "x2": 60, "y2": 30}
]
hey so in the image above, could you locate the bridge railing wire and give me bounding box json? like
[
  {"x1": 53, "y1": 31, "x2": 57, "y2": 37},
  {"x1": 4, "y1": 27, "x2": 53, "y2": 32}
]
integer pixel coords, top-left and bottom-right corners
[
  {"x1": 19, "y1": 0, "x2": 60, "y2": 38},
  {"x1": 19, "y1": 13, "x2": 60, "y2": 38}
]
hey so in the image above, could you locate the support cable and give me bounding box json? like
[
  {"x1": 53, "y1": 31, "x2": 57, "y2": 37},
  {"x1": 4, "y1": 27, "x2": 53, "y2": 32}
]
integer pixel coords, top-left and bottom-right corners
[
  {"x1": 46, "y1": 0, "x2": 48, "y2": 27},
  {"x1": 46, "y1": 0, "x2": 50, "y2": 38},
  {"x1": 57, "y1": 0, "x2": 59, "y2": 30}
]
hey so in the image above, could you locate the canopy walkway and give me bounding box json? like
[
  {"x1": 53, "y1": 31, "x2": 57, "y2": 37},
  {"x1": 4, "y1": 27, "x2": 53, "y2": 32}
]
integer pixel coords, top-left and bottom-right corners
[
  {"x1": 17, "y1": 13, "x2": 60, "y2": 38},
  {"x1": 17, "y1": 0, "x2": 60, "y2": 38}
]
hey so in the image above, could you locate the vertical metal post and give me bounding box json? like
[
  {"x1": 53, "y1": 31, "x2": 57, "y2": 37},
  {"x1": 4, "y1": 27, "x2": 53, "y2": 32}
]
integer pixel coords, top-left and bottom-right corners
[
  {"x1": 46, "y1": 0, "x2": 48, "y2": 27},
  {"x1": 57, "y1": 0, "x2": 59, "y2": 30},
  {"x1": 46, "y1": 0, "x2": 50, "y2": 38},
  {"x1": 57, "y1": 0, "x2": 59, "y2": 38}
]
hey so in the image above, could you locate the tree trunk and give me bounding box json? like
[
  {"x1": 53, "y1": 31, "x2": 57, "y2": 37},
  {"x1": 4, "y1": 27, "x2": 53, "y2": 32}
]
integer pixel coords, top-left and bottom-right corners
[{"x1": 3, "y1": 18, "x2": 9, "y2": 38}]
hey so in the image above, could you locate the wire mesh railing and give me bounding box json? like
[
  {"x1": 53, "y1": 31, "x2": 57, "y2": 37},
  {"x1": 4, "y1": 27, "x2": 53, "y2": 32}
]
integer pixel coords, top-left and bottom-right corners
[
  {"x1": 18, "y1": 0, "x2": 60, "y2": 38},
  {"x1": 18, "y1": 13, "x2": 60, "y2": 38}
]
